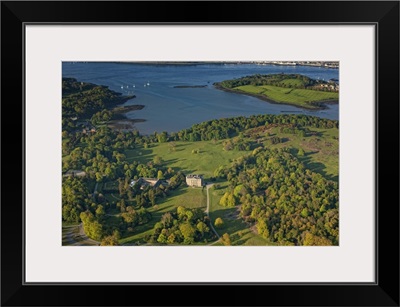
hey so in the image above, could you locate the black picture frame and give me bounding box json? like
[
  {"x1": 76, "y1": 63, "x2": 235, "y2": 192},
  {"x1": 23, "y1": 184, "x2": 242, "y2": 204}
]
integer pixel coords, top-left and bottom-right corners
[{"x1": 1, "y1": 1, "x2": 399, "y2": 306}]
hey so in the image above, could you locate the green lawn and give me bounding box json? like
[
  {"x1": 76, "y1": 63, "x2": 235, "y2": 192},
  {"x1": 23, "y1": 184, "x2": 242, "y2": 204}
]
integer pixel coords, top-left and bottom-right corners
[
  {"x1": 124, "y1": 126, "x2": 338, "y2": 181},
  {"x1": 261, "y1": 127, "x2": 339, "y2": 181},
  {"x1": 125, "y1": 140, "x2": 249, "y2": 179},
  {"x1": 234, "y1": 85, "x2": 338, "y2": 109},
  {"x1": 157, "y1": 186, "x2": 207, "y2": 211}
]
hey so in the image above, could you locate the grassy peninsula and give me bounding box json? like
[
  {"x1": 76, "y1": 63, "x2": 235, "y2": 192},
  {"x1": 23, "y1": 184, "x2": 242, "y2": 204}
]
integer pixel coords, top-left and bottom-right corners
[{"x1": 214, "y1": 73, "x2": 339, "y2": 110}]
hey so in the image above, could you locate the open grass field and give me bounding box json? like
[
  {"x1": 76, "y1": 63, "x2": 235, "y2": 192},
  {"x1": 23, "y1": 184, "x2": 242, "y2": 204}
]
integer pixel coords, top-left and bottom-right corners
[
  {"x1": 234, "y1": 84, "x2": 338, "y2": 109},
  {"x1": 125, "y1": 125, "x2": 338, "y2": 182},
  {"x1": 260, "y1": 127, "x2": 339, "y2": 181},
  {"x1": 125, "y1": 140, "x2": 248, "y2": 179},
  {"x1": 157, "y1": 186, "x2": 207, "y2": 211}
]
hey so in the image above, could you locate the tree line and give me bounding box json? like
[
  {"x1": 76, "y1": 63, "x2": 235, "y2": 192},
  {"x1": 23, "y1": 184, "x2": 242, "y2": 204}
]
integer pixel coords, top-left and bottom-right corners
[
  {"x1": 165, "y1": 114, "x2": 338, "y2": 143},
  {"x1": 215, "y1": 73, "x2": 332, "y2": 91}
]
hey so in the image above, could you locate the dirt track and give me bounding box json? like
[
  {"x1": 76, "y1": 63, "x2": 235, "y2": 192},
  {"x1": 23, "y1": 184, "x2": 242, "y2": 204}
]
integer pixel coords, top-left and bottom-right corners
[{"x1": 62, "y1": 224, "x2": 99, "y2": 246}]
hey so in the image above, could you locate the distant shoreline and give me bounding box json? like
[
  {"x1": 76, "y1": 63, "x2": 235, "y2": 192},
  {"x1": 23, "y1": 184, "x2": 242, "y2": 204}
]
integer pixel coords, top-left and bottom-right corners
[{"x1": 100, "y1": 61, "x2": 339, "y2": 69}]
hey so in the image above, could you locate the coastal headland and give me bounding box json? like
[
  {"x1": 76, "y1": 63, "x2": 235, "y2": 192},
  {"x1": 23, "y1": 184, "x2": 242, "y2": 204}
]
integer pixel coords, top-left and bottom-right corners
[{"x1": 214, "y1": 73, "x2": 338, "y2": 110}]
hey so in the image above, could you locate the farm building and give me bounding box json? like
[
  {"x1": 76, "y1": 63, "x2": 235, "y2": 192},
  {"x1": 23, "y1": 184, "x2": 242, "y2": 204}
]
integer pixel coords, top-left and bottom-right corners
[{"x1": 130, "y1": 178, "x2": 161, "y2": 189}]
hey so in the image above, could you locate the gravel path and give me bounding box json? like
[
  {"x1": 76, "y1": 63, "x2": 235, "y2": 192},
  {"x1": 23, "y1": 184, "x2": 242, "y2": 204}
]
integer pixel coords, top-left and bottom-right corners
[
  {"x1": 62, "y1": 224, "x2": 100, "y2": 246},
  {"x1": 206, "y1": 184, "x2": 220, "y2": 239}
]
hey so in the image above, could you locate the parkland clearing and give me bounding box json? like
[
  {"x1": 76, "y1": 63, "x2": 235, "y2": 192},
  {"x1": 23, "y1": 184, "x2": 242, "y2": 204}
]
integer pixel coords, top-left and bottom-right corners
[{"x1": 62, "y1": 72, "x2": 339, "y2": 246}]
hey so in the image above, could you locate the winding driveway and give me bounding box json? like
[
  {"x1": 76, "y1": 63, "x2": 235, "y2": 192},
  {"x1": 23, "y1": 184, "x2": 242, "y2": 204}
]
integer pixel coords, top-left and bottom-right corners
[
  {"x1": 62, "y1": 224, "x2": 99, "y2": 246},
  {"x1": 206, "y1": 184, "x2": 220, "y2": 239},
  {"x1": 92, "y1": 182, "x2": 99, "y2": 200}
]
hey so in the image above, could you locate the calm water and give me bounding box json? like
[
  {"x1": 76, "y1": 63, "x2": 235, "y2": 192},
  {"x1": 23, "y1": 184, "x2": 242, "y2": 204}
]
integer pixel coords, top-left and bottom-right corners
[{"x1": 62, "y1": 62, "x2": 339, "y2": 135}]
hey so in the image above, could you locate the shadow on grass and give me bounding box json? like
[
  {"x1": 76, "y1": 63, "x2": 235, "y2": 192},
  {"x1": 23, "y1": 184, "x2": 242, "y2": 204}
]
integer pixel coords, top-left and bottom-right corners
[
  {"x1": 308, "y1": 131, "x2": 324, "y2": 137},
  {"x1": 119, "y1": 203, "x2": 184, "y2": 245},
  {"x1": 107, "y1": 207, "x2": 121, "y2": 215},
  {"x1": 288, "y1": 147, "x2": 298, "y2": 156},
  {"x1": 234, "y1": 229, "x2": 255, "y2": 245},
  {"x1": 171, "y1": 166, "x2": 196, "y2": 175},
  {"x1": 154, "y1": 204, "x2": 176, "y2": 213},
  {"x1": 105, "y1": 214, "x2": 121, "y2": 227},
  {"x1": 210, "y1": 207, "x2": 248, "y2": 236},
  {"x1": 125, "y1": 148, "x2": 155, "y2": 163},
  {"x1": 163, "y1": 158, "x2": 180, "y2": 165},
  {"x1": 300, "y1": 155, "x2": 338, "y2": 182},
  {"x1": 173, "y1": 143, "x2": 190, "y2": 149}
]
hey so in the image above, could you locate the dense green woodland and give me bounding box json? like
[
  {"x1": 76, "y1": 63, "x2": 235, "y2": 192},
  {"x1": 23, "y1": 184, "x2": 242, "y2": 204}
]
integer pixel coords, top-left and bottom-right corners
[
  {"x1": 216, "y1": 148, "x2": 338, "y2": 245},
  {"x1": 149, "y1": 207, "x2": 215, "y2": 244},
  {"x1": 62, "y1": 77, "x2": 134, "y2": 132},
  {"x1": 62, "y1": 78, "x2": 339, "y2": 246}
]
